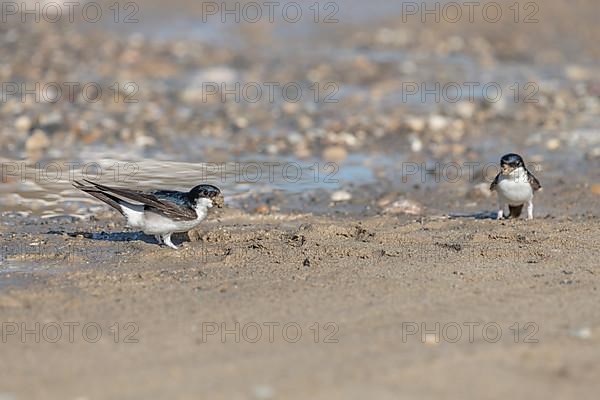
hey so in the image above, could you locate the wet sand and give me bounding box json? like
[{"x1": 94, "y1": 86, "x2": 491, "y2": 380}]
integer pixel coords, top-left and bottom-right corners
[{"x1": 1, "y1": 210, "x2": 599, "y2": 399}]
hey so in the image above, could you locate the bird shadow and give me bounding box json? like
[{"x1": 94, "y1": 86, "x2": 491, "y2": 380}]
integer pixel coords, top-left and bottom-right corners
[
  {"x1": 448, "y1": 211, "x2": 498, "y2": 220},
  {"x1": 47, "y1": 230, "x2": 190, "y2": 246}
]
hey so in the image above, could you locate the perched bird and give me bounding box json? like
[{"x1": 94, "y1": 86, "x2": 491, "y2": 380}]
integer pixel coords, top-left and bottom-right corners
[
  {"x1": 490, "y1": 153, "x2": 541, "y2": 220},
  {"x1": 74, "y1": 179, "x2": 224, "y2": 249}
]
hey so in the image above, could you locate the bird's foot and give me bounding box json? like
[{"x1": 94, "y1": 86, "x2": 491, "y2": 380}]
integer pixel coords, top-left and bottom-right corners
[
  {"x1": 527, "y1": 200, "x2": 534, "y2": 220},
  {"x1": 155, "y1": 234, "x2": 163, "y2": 245},
  {"x1": 163, "y1": 233, "x2": 179, "y2": 250}
]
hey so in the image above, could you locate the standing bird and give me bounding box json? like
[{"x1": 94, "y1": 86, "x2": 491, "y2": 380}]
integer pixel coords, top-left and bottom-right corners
[
  {"x1": 490, "y1": 153, "x2": 541, "y2": 220},
  {"x1": 74, "y1": 179, "x2": 224, "y2": 249}
]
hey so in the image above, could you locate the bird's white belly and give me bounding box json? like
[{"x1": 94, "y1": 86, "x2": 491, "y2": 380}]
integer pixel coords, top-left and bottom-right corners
[
  {"x1": 139, "y1": 212, "x2": 201, "y2": 235},
  {"x1": 120, "y1": 205, "x2": 201, "y2": 235},
  {"x1": 497, "y1": 179, "x2": 533, "y2": 205},
  {"x1": 120, "y1": 204, "x2": 145, "y2": 228}
]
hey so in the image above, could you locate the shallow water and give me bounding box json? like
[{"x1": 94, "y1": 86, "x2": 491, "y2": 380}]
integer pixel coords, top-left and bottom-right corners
[
  {"x1": 0, "y1": 152, "x2": 397, "y2": 216},
  {"x1": 2, "y1": 130, "x2": 597, "y2": 218}
]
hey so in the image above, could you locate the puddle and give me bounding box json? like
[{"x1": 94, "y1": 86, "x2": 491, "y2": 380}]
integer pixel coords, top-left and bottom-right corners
[
  {"x1": 1, "y1": 130, "x2": 597, "y2": 218},
  {"x1": 0, "y1": 151, "x2": 401, "y2": 216}
]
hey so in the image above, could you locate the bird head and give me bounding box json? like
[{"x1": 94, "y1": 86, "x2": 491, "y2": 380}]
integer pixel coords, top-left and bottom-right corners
[
  {"x1": 190, "y1": 184, "x2": 224, "y2": 208},
  {"x1": 500, "y1": 153, "x2": 525, "y2": 175}
]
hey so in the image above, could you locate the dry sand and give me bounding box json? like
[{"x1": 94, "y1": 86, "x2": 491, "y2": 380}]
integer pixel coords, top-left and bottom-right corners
[{"x1": 1, "y1": 208, "x2": 599, "y2": 399}]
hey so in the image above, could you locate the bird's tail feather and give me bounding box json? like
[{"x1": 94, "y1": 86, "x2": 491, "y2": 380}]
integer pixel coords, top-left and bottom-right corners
[{"x1": 73, "y1": 180, "x2": 124, "y2": 215}]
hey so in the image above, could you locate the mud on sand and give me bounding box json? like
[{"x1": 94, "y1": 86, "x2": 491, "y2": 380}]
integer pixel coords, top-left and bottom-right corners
[{"x1": 1, "y1": 210, "x2": 599, "y2": 399}]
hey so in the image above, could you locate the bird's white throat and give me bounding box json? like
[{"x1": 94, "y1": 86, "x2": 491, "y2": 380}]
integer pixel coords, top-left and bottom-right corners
[
  {"x1": 503, "y1": 167, "x2": 529, "y2": 183},
  {"x1": 194, "y1": 198, "x2": 213, "y2": 219}
]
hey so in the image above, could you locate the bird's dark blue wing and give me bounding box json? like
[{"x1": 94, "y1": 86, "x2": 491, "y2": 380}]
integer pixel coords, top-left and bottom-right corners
[
  {"x1": 151, "y1": 190, "x2": 192, "y2": 207},
  {"x1": 527, "y1": 171, "x2": 542, "y2": 191},
  {"x1": 490, "y1": 173, "x2": 501, "y2": 191},
  {"x1": 75, "y1": 180, "x2": 198, "y2": 221}
]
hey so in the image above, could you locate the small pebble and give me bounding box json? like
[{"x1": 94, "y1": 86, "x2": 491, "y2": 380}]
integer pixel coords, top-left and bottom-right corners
[
  {"x1": 265, "y1": 144, "x2": 278, "y2": 155},
  {"x1": 25, "y1": 129, "x2": 50, "y2": 152},
  {"x1": 376, "y1": 192, "x2": 399, "y2": 208},
  {"x1": 428, "y1": 115, "x2": 449, "y2": 132},
  {"x1": 15, "y1": 115, "x2": 32, "y2": 132},
  {"x1": 235, "y1": 117, "x2": 249, "y2": 129},
  {"x1": 586, "y1": 147, "x2": 600, "y2": 159},
  {"x1": 331, "y1": 190, "x2": 352, "y2": 202},
  {"x1": 569, "y1": 327, "x2": 592, "y2": 339},
  {"x1": 424, "y1": 333, "x2": 439, "y2": 346},
  {"x1": 455, "y1": 102, "x2": 476, "y2": 119},
  {"x1": 565, "y1": 65, "x2": 592, "y2": 81},
  {"x1": 322, "y1": 146, "x2": 348, "y2": 162},
  {"x1": 383, "y1": 199, "x2": 423, "y2": 215},
  {"x1": 405, "y1": 116, "x2": 426, "y2": 132},
  {"x1": 546, "y1": 138, "x2": 561, "y2": 150},
  {"x1": 252, "y1": 385, "x2": 274, "y2": 400},
  {"x1": 408, "y1": 134, "x2": 423, "y2": 152},
  {"x1": 254, "y1": 204, "x2": 270, "y2": 214}
]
